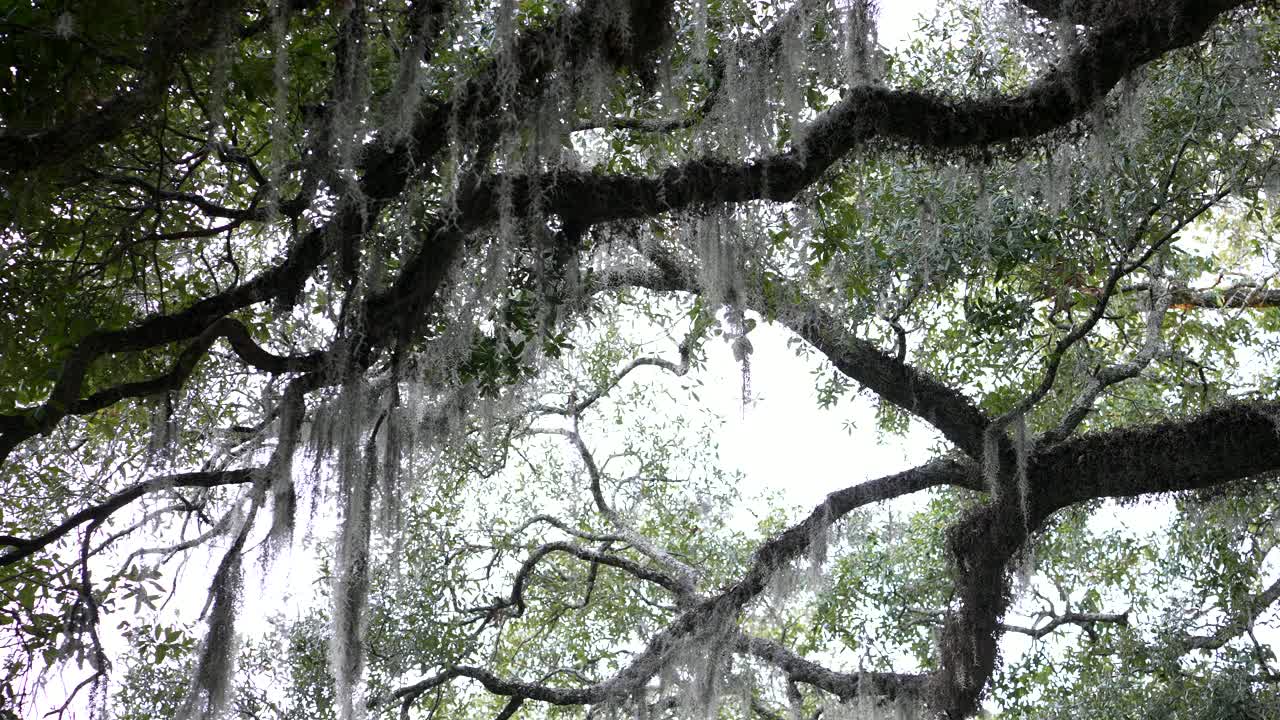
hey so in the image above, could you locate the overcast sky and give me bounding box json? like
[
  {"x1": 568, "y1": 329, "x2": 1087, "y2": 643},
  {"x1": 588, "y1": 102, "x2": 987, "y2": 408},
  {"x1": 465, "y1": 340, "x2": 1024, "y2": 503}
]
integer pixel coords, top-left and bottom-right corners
[{"x1": 878, "y1": 0, "x2": 939, "y2": 49}]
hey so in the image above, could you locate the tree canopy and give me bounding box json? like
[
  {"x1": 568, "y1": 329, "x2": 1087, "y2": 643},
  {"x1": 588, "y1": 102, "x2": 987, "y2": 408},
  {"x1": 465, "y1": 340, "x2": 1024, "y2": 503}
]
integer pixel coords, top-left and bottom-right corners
[{"x1": 3, "y1": 0, "x2": 1280, "y2": 718}]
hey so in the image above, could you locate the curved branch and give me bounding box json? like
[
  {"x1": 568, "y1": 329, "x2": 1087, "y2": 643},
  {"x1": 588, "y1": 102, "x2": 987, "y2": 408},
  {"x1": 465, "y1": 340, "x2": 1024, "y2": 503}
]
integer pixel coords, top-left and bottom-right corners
[
  {"x1": 0, "y1": 318, "x2": 324, "y2": 465},
  {"x1": 505, "y1": 541, "x2": 688, "y2": 614},
  {"x1": 1182, "y1": 573, "x2": 1280, "y2": 651},
  {"x1": 513, "y1": 514, "x2": 627, "y2": 544},
  {"x1": 112, "y1": 502, "x2": 244, "y2": 580},
  {"x1": 6, "y1": 0, "x2": 1244, "y2": 474},
  {"x1": 98, "y1": 172, "x2": 270, "y2": 222},
  {"x1": 932, "y1": 400, "x2": 1280, "y2": 717},
  {"x1": 493, "y1": 696, "x2": 524, "y2": 720},
  {"x1": 741, "y1": 633, "x2": 926, "y2": 701},
  {"x1": 460, "y1": 0, "x2": 1247, "y2": 229},
  {"x1": 561, "y1": 425, "x2": 701, "y2": 598},
  {"x1": 532, "y1": 355, "x2": 689, "y2": 417},
  {"x1": 0, "y1": 468, "x2": 259, "y2": 568},
  {"x1": 988, "y1": 240, "x2": 1138, "y2": 439},
  {"x1": 0, "y1": 0, "x2": 678, "y2": 470},
  {"x1": 1041, "y1": 280, "x2": 1173, "y2": 443},
  {"x1": 621, "y1": 246, "x2": 993, "y2": 460}
]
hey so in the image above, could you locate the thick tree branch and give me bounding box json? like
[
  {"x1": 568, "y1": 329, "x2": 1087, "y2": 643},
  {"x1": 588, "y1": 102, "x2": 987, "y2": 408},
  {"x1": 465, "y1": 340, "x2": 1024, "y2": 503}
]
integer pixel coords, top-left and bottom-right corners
[
  {"x1": 0, "y1": 468, "x2": 259, "y2": 568},
  {"x1": 390, "y1": 400, "x2": 1280, "y2": 718},
  {"x1": 1033, "y1": 400, "x2": 1280, "y2": 514},
  {"x1": 0, "y1": 318, "x2": 324, "y2": 465},
  {"x1": 741, "y1": 634, "x2": 927, "y2": 701},
  {"x1": 1015, "y1": 0, "x2": 1181, "y2": 27},
  {"x1": 933, "y1": 399, "x2": 1280, "y2": 717},
  {"x1": 6, "y1": 0, "x2": 1243, "y2": 475},
  {"x1": 0, "y1": 0, "x2": 678, "y2": 470},
  {"x1": 793, "y1": 307, "x2": 992, "y2": 459},
  {"x1": 460, "y1": 0, "x2": 1247, "y2": 228}
]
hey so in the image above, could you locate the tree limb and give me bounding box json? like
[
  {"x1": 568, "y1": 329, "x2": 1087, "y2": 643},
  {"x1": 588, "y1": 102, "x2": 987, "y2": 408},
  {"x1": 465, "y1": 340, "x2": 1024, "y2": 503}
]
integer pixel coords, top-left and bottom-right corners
[
  {"x1": 0, "y1": 468, "x2": 259, "y2": 568},
  {"x1": 0, "y1": 318, "x2": 324, "y2": 465},
  {"x1": 500, "y1": 540, "x2": 688, "y2": 615},
  {"x1": 1182, "y1": 574, "x2": 1280, "y2": 651},
  {"x1": 741, "y1": 633, "x2": 927, "y2": 701},
  {"x1": 1033, "y1": 400, "x2": 1280, "y2": 514},
  {"x1": 1000, "y1": 610, "x2": 1130, "y2": 640},
  {"x1": 1170, "y1": 284, "x2": 1280, "y2": 309}
]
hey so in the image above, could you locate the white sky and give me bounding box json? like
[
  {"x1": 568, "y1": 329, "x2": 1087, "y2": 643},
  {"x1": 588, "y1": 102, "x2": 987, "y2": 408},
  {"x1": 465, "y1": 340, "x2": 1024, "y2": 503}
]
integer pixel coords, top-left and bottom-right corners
[
  {"x1": 878, "y1": 0, "x2": 939, "y2": 49},
  {"x1": 702, "y1": 321, "x2": 939, "y2": 509}
]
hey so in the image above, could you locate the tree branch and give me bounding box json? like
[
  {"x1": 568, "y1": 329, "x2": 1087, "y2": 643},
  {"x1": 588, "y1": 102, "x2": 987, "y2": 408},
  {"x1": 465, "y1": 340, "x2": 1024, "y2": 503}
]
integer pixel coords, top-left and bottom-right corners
[
  {"x1": 793, "y1": 307, "x2": 992, "y2": 459},
  {"x1": 1033, "y1": 400, "x2": 1280, "y2": 515},
  {"x1": 931, "y1": 399, "x2": 1280, "y2": 717},
  {"x1": 623, "y1": 246, "x2": 993, "y2": 460},
  {"x1": 1000, "y1": 610, "x2": 1130, "y2": 640},
  {"x1": 0, "y1": 468, "x2": 259, "y2": 568},
  {"x1": 0, "y1": 318, "x2": 324, "y2": 465},
  {"x1": 741, "y1": 633, "x2": 927, "y2": 701},
  {"x1": 1041, "y1": 280, "x2": 1172, "y2": 443},
  {"x1": 383, "y1": 458, "x2": 974, "y2": 711},
  {"x1": 1170, "y1": 284, "x2": 1280, "y2": 309},
  {"x1": 459, "y1": 1, "x2": 1247, "y2": 229},
  {"x1": 512, "y1": 514, "x2": 626, "y2": 544},
  {"x1": 499, "y1": 540, "x2": 688, "y2": 615},
  {"x1": 558, "y1": 424, "x2": 701, "y2": 598},
  {"x1": 1182, "y1": 574, "x2": 1280, "y2": 651},
  {"x1": 531, "y1": 355, "x2": 689, "y2": 417}
]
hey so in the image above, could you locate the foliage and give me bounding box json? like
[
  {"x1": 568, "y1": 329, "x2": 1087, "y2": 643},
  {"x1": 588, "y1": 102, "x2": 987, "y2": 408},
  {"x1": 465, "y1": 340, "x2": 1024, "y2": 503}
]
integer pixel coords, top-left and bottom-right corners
[{"x1": 1, "y1": 0, "x2": 1280, "y2": 719}]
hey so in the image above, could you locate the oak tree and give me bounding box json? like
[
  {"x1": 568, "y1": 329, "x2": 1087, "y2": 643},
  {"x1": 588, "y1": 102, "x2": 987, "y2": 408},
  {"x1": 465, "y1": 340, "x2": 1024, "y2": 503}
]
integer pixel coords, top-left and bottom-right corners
[{"x1": 2, "y1": 0, "x2": 1279, "y2": 718}]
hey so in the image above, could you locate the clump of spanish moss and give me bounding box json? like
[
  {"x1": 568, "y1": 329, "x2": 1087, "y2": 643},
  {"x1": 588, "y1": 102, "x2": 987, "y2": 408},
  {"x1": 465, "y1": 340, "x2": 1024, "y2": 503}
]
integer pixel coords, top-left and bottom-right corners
[{"x1": 178, "y1": 546, "x2": 244, "y2": 720}]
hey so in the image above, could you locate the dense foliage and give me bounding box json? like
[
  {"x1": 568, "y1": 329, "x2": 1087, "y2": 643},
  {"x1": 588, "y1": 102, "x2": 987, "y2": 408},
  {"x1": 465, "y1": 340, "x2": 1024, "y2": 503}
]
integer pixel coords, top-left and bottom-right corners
[{"x1": 2, "y1": 0, "x2": 1280, "y2": 718}]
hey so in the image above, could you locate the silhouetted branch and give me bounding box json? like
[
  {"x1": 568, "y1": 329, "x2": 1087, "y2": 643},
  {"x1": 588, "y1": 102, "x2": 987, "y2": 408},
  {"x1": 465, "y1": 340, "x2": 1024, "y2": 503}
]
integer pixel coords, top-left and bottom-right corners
[{"x1": 0, "y1": 468, "x2": 259, "y2": 568}]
